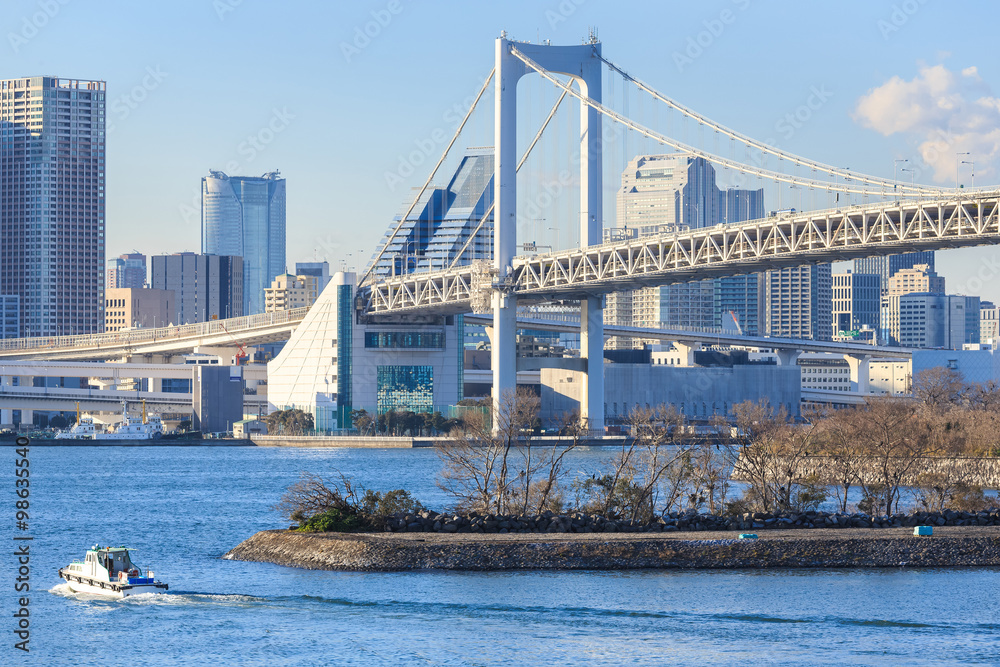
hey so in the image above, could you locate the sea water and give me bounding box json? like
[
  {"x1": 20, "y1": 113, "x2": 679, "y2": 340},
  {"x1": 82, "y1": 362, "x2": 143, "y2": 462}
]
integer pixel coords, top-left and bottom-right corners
[{"x1": 6, "y1": 446, "x2": 999, "y2": 665}]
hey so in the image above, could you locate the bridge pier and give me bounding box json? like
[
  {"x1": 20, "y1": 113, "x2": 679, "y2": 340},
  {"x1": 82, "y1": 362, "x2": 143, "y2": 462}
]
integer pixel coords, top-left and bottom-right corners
[
  {"x1": 580, "y1": 297, "x2": 604, "y2": 431},
  {"x1": 845, "y1": 354, "x2": 872, "y2": 396},
  {"x1": 775, "y1": 348, "x2": 802, "y2": 367}
]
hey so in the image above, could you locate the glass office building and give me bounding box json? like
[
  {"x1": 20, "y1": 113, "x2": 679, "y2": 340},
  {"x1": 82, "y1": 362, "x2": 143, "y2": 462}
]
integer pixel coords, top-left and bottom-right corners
[{"x1": 202, "y1": 170, "x2": 286, "y2": 315}]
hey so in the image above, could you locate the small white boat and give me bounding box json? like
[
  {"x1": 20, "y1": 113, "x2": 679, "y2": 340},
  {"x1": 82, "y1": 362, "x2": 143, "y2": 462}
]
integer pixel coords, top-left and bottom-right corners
[
  {"x1": 56, "y1": 401, "x2": 164, "y2": 441},
  {"x1": 59, "y1": 545, "x2": 168, "y2": 598}
]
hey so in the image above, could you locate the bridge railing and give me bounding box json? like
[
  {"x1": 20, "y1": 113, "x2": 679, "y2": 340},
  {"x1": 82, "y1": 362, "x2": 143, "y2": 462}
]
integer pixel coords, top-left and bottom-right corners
[{"x1": 0, "y1": 307, "x2": 311, "y2": 353}]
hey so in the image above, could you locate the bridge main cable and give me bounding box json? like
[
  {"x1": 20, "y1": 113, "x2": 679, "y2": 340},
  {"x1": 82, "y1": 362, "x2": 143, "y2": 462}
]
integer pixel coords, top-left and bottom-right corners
[
  {"x1": 596, "y1": 52, "x2": 941, "y2": 196},
  {"x1": 510, "y1": 45, "x2": 943, "y2": 197}
]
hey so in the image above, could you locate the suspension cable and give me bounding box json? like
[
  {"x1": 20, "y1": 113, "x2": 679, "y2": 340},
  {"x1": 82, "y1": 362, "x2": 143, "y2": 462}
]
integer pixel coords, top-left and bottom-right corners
[
  {"x1": 511, "y1": 46, "x2": 940, "y2": 196},
  {"x1": 359, "y1": 68, "x2": 496, "y2": 287},
  {"x1": 447, "y1": 87, "x2": 570, "y2": 270},
  {"x1": 597, "y1": 52, "x2": 945, "y2": 195}
]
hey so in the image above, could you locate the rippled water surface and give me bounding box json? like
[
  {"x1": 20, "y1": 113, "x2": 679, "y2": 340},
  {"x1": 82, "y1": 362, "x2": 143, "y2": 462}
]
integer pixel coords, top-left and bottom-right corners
[{"x1": 8, "y1": 446, "x2": 1000, "y2": 665}]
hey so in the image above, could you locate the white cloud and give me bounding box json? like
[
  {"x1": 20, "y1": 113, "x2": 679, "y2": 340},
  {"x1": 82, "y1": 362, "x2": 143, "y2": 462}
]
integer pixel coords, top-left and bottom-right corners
[{"x1": 853, "y1": 64, "x2": 1000, "y2": 184}]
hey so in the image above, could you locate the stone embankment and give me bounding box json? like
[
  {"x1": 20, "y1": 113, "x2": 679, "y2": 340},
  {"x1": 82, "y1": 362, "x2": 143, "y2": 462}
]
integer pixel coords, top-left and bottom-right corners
[
  {"x1": 732, "y1": 455, "x2": 1000, "y2": 488},
  {"x1": 375, "y1": 508, "x2": 1000, "y2": 535},
  {"x1": 224, "y1": 526, "x2": 1000, "y2": 571}
]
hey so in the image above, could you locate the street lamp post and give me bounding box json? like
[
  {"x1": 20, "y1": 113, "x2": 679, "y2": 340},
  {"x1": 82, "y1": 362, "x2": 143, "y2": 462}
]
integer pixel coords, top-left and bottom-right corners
[
  {"x1": 962, "y1": 160, "x2": 975, "y2": 190},
  {"x1": 956, "y1": 152, "x2": 971, "y2": 189},
  {"x1": 894, "y1": 159, "x2": 908, "y2": 197},
  {"x1": 900, "y1": 167, "x2": 915, "y2": 189}
]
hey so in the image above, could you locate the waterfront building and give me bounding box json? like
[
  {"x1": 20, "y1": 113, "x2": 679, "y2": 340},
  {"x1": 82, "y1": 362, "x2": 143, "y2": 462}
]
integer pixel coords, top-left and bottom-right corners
[
  {"x1": 761, "y1": 264, "x2": 833, "y2": 340},
  {"x1": 542, "y1": 362, "x2": 800, "y2": 425},
  {"x1": 264, "y1": 272, "x2": 321, "y2": 312},
  {"x1": 1, "y1": 294, "x2": 18, "y2": 339},
  {"x1": 106, "y1": 252, "x2": 147, "y2": 290},
  {"x1": 370, "y1": 149, "x2": 493, "y2": 279},
  {"x1": 201, "y1": 170, "x2": 285, "y2": 315},
  {"x1": 832, "y1": 271, "x2": 880, "y2": 338},
  {"x1": 1, "y1": 76, "x2": 106, "y2": 336},
  {"x1": 104, "y1": 287, "x2": 174, "y2": 332},
  {"x1": 267, "y1": 272, "x2": 464, "y2": 430},
  {"x1": 798, "y1": 356, "x2": 852, "y2": 393},
  {"x1": 150, "y1": 253, "x2": 243, "y2": 324}
]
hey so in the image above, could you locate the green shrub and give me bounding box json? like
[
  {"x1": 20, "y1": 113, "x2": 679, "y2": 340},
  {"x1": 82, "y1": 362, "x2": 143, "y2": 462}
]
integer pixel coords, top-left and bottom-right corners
[
  {"x1": 360, "y1": 489, "x2": 425, "y2": 520},
  {"x1": 297, "y1": 508, "x2": 364, "y2": 533}
]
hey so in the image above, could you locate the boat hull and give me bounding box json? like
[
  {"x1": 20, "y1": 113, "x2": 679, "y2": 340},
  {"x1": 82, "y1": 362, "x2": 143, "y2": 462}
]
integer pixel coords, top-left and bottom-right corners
[{"x1": 60, "y1": 571, "x2": 168, "y2": 598}]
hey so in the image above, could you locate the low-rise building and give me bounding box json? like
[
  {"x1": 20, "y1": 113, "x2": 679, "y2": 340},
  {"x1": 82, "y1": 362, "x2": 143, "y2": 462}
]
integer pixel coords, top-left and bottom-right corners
[{"x1": 104, "y1": 288, "x2": 175, "y2": 332}]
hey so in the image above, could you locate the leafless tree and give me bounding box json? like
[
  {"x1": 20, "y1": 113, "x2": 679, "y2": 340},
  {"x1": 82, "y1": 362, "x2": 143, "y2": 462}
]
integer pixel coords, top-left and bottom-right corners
[
  {"x1": 855, "y1": 397, "x2": 929, "y2": 515},
  {"x1": 437, "y1": 388, "x2": 570, "y2": 515},
  {"x1": 912, "y1": 367, "x2": 966, "y2": 413}
]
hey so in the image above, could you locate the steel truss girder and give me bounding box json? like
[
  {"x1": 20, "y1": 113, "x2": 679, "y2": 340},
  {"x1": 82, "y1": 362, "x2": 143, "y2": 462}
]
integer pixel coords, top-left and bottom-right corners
[{"x1": 362, "y1": 195, "x2": 1000, "y2": 314}]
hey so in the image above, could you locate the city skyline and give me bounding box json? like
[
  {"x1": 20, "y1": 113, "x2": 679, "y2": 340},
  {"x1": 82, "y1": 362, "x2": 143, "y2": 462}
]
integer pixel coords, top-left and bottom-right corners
[{"x1": 4, "y1": 2, "x2": 1000, "y2": 303}]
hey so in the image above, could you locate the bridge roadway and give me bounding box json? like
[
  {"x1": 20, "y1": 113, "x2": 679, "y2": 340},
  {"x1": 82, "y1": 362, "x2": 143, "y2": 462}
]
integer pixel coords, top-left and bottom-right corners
[
  {"x1": 0, "y1": 308, "x2": 308, "y2": 361},
  {"x1": 465, "y1": 316, "x2": 913, "y2": 359},
  {"x1": 365, "y1": 192, "x2": 1000, "y2": 313}
]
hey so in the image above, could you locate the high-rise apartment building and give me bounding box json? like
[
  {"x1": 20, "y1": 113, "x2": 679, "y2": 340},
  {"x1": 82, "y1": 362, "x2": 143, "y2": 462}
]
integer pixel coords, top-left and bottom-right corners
[
  {"x1": 150, "y1": 253, "x2": 243, "y2": 324},
  {"x1": 608, "y1": 154, "x2": 719, "y2": 346},
  {"x1": 832, "y1": 271, "x2": 880, "y2": 337},
  {"x1": 761, "y1": 264, "x2": 833, "y2": 340},
  {"x1": 1, "y1": 76, "x2": 106, "y2": 336},
  {"x1": 854, "y1": 252, "x2": 936, "y2": 293},
  {"x1": 715, "y1": 187, "x2": 765, "y2": 334},
  {"x1": 106, "y1": 252, "x2": 147, "y2": 289},
  {"x1": 1, "y1": 294, "x2": 18, "y2": 339},
  {"x1": 202, "y1": 170, "x2": 285, "y2": 315}
]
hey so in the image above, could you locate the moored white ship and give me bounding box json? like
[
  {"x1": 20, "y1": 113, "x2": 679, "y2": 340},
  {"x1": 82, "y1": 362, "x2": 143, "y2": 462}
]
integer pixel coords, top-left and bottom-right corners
[
  {"x1": 55, "y1": 402, "x2": 164, "y2": 441},
  {"x1": 59, "y1": 545, "x2": 168, "y2": 598}
]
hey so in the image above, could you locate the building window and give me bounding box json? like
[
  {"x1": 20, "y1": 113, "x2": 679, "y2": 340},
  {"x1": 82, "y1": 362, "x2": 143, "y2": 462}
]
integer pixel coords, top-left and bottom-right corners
[
  {"x1": 377, "y1": 365, "x2": 433, "y2": 414},
  {"x1": 365, "y1": 331, "x2": 445, "y2": 349}
]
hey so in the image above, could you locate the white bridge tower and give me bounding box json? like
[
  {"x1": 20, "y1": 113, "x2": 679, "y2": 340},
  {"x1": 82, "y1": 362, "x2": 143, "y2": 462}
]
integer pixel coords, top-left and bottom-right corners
[{"x1": 492, "y1": 34, "x2": 604, "y2": 430}]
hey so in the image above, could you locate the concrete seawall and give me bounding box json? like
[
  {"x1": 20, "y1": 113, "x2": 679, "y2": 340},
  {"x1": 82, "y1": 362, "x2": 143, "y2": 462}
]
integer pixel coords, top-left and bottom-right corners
[{"x1": 224, "y1": 527, "x2": 1000, "y2": 571}]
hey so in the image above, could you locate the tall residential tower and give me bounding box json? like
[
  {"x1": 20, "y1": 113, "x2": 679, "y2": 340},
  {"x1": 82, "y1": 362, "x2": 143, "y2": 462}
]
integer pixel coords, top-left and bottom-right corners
[{"x1": 1, "y1": 76, "x2": 106, "y2": 336}]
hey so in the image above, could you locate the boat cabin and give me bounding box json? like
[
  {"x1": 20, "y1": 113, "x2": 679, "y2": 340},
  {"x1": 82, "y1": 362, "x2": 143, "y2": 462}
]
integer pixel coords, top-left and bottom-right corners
[{"x1": 86, "y1": 546, "x2": 136, "y2": 577}]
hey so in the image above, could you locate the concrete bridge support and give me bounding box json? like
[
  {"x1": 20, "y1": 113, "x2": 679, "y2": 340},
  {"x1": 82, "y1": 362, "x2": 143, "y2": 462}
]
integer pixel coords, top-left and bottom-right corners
[{"x1": 845, "y1": 354, "x2": 872, "y2": 396}]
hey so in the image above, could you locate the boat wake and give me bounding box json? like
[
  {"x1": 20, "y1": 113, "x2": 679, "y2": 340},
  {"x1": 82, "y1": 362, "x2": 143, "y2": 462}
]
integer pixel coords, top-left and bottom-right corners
[{"x1": 49, "y1": 583, "x2": 264, "y2": 606}]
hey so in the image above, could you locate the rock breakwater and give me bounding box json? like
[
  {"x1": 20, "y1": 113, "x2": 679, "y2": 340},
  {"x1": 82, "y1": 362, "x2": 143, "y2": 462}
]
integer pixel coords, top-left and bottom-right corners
[{"x1": 224, "y1": 526, "x2": 1000, "y2": 571}]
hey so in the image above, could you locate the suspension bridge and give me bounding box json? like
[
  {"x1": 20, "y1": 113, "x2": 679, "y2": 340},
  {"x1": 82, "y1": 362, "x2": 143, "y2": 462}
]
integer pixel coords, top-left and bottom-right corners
[{"x1": 4, "y1": 34, "x2": 998, "y2": 430}]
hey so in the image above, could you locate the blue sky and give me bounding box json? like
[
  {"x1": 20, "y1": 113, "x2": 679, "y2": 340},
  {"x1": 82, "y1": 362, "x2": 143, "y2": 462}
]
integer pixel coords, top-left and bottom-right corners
[{"x1": 6, "y1": 0, "x2": 1000, "y2": 300}]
